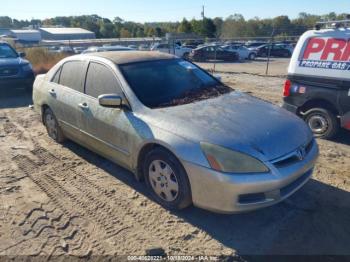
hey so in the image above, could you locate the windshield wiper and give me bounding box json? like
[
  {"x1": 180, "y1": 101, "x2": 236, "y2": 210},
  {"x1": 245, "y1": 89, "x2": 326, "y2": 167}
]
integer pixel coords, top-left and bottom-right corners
[{"x1": 158, "y1": 84, "x2": 232, "y2": 108}]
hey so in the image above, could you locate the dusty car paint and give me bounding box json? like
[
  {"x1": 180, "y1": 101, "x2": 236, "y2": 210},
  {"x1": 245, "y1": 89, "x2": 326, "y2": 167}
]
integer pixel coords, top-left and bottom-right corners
[{"x1": 33, "y1": 52, "x2": 319, "y2": 213}]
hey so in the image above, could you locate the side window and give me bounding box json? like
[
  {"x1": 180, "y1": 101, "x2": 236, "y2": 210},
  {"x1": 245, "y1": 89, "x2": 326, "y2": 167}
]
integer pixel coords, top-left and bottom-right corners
[
  {"x1": 85, "y1": 62, "x2": 123, "y2": 98},
  {"x1": 51, "y1": 67, "x2": 61, "y2": 83},
  {"x1": 59, "y1": 61, "x2": 86, "y2": 93}
]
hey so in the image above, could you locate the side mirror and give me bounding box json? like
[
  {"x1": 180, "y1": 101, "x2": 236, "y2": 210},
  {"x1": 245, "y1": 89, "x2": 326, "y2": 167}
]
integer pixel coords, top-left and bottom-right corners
[
  {"x1": 213, "y1": 74, "x2": 222, "y2": 82},
  {"x1": 18, "y1": 52, "x2": 26, "y2": 58},
  {"x1": 98, "y1": 94, "x2": 122, "y2": 108}
]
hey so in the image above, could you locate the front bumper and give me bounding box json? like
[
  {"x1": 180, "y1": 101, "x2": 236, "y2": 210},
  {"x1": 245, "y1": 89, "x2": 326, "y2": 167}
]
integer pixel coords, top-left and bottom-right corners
[
  {"x1": 0, "y1": 72, "x2": 34, "y2": 89},
  {"x1": 182, "y1": 140, "x2": 319, "y2": 214}
]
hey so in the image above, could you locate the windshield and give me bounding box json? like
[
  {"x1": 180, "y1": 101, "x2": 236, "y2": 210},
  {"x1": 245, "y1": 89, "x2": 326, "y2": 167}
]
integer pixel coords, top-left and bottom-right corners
[
  {"x1": 0, "y1": 44, "x2": 18, "y2": 58},
  {"x1": 120, "y1": 59, "x2": 231, "y2": 108}
]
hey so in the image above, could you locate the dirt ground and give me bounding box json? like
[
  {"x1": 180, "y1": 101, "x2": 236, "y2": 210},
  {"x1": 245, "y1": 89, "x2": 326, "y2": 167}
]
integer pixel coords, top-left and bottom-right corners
[{"x1": 0, "y1": 59, "x2": 349, "y2": 259}]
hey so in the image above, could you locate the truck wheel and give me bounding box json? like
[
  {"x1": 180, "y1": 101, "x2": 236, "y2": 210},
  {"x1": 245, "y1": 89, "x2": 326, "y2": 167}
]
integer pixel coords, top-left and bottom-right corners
[
  {"x1": 144, "y1": 148, "x2": 192, "y2": 210},
  {"x1": 304, "y1": 108, "x2": 339, "y2": 139}
]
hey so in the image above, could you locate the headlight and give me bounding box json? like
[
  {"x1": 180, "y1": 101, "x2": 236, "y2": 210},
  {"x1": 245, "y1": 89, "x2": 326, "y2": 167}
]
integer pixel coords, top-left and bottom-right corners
[
  {"x1": 22, "y1": 63, "x2": 32, "y2": 71},
  {"x1": 200, "y1": 142, "x2": 269, "y2": 174}
]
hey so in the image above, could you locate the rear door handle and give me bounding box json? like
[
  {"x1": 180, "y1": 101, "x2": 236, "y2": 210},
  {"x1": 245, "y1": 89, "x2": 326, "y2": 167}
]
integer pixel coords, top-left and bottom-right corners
[
  {"x1": 49, "y1": 89, "x2": 56, "y2": 95},
  {"x1": 78, "y1": 103, "x2": 89, "y2": 110}
]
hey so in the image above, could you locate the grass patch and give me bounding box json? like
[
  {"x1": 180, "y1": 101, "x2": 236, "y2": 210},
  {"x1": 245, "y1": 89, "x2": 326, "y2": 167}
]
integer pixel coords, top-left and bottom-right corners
[{"x1": 23, "y1": 48, "x2": 69, "y2": 75}]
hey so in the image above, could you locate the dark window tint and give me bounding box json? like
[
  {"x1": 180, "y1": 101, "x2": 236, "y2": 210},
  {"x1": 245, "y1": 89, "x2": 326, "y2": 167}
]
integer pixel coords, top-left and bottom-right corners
[
  {"x1": 51, "y1": 67, "x2": 61, "y2": 83},
  {"x1": 0, "y1": 43, "x2": 18, "y2": 58},
  {"x1": 85, "y1": 62, "x2": 122, "y2": 98},
  {"x1": 59, "y1": 61, "x2": 86, "y2": 92},
  {"x1": 158, "y1": 44, "x2": 169, "y2": 49},
  {"x1": 120, "y1": 59, "x2": 221, "y2": 108}
]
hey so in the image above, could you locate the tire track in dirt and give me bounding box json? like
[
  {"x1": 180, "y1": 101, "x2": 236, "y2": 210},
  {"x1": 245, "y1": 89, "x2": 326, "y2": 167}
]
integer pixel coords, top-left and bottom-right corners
[
  {"x1": 13, "y1": 147, "x2": 163, "y2": 255},
  {"x1": 30, "y1": 147, "x2": 162, "y2": 252},
  {"x1": 11, "y1": 155, "x2": 102, "y2": 256},
  {"x1": 29, "y1": 146, "x2": 230, "y2": 255}
]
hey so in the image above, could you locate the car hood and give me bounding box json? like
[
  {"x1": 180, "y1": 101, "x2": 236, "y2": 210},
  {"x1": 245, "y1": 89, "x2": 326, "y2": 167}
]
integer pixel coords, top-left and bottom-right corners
[
  {"x1": 0, "y1": 57, "x2": 29, "y2": 67},
  {"x1": 142, "y1": 92, "x2": 313, "y2": 161}
]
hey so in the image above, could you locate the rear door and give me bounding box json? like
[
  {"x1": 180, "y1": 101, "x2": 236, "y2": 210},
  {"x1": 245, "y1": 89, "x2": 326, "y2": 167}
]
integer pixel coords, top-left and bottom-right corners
[
  {"x1": 79, "y1": 61, "x2": 134, "y2": 168},
  {"x1": 52, "y1": 60, "x2": 88, "y2": 141}
]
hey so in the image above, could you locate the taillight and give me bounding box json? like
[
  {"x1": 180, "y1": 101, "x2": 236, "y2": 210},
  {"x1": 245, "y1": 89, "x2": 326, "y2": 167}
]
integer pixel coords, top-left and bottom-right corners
[{"x1": 283, "y1": 79, "x2": 292, "y2": 97}]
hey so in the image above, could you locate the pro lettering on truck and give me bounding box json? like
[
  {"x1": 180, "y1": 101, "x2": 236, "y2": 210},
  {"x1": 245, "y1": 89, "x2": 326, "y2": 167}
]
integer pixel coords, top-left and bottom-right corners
[
  {"x1": 300, "y1": 38, "x2": 350, "y2": 70},
  {"x1": 284, "y1": 23, "x2": 350, "y2": 139}
]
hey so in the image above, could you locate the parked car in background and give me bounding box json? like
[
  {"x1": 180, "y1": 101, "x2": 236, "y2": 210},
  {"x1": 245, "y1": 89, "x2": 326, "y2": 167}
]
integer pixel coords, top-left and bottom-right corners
[
  {"x1": 32, "y1": 51, "x2": 318, "y2": 213},
  {"x1": 73, "y1": 46, "x2": 87, "y2": 54},
  {"x1": 0, "y1": 41, "x2": 34, "y2": 92},
  {"x1": 283, "y1": 25, "x2": 350, "y2": 139},
  {"x1": 189, "y1": 45, "x2": 239, "y2": 62},
  {"x1": 151, "y1": 43, "x2": 192, "y2": 59},
  {"x1": 82, "y1": 45, "x2": 133, "y2": 54},
  {"x1": 256, "y1": 44, "x2": 294, "y2": 58},
  {"x1": 245, "y1": 41, "x2": 268, "y2": 50},
  {"x1": 127, "y1": 45, "x2": 138, "y2": 50},
  {"x1": 138, "y1": 44, "x2": 150, "y2": 51},
  {"x1": 222, "y1": 45, "x2": 257, "y2": 60}
]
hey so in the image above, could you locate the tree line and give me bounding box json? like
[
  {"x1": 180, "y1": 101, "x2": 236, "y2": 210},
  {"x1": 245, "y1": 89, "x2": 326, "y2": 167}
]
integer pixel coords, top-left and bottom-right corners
[{"x1": 0, "y1": 12, "x2": 348, "y2": 39}]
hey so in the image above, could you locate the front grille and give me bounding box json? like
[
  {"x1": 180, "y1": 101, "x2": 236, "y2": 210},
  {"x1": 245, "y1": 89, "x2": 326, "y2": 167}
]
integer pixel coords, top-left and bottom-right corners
[
  {"x1": 238, "y1": 193, "x2": 266, "y2": 205},
  {"x1": 272, "y1": 139, "x2": 314, "y2": 168},
  {"x1": 0, "y1": 67, "x2": 19, "y2": 77}
]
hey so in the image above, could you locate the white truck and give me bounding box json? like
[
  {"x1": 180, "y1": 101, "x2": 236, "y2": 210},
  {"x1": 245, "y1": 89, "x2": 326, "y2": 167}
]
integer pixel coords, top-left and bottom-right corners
[
  {"x1": 283, "y1": 20, "x2": 350, "y2": 138},
  {"x1": 151, "y1": 43, "x2": 192, "y2": 59}
]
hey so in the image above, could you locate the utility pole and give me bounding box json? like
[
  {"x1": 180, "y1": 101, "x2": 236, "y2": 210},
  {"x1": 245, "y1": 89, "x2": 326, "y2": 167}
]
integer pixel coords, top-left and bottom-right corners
[{"x1": 201, "y1": 5, "x2": 205, "y2": 20}]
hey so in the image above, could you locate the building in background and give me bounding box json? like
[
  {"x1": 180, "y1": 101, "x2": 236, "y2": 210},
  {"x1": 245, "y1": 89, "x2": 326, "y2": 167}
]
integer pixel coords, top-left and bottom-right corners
[
  {"x1": 0, "y1": 28, "x2": 12, "y2": 37},
  {"x1": 10, "y1": 29, "x2": 42, "y2": 43},
  {"x1": 39, "y1": 27, "x2": 96, "y2": 40}
]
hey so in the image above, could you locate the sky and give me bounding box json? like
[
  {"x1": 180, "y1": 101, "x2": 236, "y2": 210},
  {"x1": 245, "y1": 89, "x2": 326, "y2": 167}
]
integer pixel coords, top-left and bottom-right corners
[{"x1": 1, "y1": 0, "x2": 349, "y2": 22}]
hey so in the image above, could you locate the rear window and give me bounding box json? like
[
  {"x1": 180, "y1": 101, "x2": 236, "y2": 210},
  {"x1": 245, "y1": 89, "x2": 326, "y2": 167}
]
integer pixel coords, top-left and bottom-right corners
[{"x1": 59, "y1": 61, "x2": 86, "y2": 93}]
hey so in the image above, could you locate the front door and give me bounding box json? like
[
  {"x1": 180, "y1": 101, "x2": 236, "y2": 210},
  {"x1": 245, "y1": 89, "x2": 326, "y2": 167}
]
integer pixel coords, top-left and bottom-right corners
[{"x1": 79, "y1": 61, "x2": 136, "y2": 168}]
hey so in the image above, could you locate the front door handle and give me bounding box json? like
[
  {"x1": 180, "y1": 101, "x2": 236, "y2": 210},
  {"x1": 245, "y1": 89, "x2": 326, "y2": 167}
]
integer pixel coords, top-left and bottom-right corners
[{"x1": 78, "y1": 102, "x2": 89, "y2": 110}]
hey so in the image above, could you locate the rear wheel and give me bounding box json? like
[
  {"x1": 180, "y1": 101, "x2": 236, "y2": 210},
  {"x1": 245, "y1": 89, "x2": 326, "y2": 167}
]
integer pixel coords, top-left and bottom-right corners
[
  {"x1": 304, "y1": 108, "x2": 339, "y2": 139},
  {"x1": 43, "y1": 108, "x2": 65, "y2": 143},
  {"x1": 144, "y1": 148, "x2": 192, "y2": 210}
]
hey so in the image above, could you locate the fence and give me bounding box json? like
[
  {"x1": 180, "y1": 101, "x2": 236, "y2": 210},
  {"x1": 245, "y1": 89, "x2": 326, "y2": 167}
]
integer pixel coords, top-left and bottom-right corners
[{"x1": 3, "y1": 35, "x2": 299, "y2": 76}]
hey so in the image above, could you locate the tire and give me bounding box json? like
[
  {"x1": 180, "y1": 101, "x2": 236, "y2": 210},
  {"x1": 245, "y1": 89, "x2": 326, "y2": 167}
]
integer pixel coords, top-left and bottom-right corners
[
  {"x1": 183, "y1": 52, "x2": 190, "y2": 60},
  {"x1": 304, "y1": 108, "x2": 339, "y2": 139},
  {"x1": 143, "y1": 148, "x2": 192, "y2": 210},
  {"x1": 43, "y1": 107, "x2": 65, "y2": 143},
  {"x1": 284, "y1": 51, "x2": 291, "y2": 58},
  {"x1": 248, "y1": 53, "x2": 256, "y2": 60}
]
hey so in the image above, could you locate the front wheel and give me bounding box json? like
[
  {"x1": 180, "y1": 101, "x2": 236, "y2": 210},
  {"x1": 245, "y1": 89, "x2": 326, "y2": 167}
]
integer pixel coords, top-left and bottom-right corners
[
  {"x1": 304, "y1": 108, "x2": 339, "y2": 139},
  {"x1": 144, "y1": 148, "x2": 192, "y2": 210},
  {"x1": 248, "y1": 53, "x2": 256, "y2": 60},
  {"x1": 182, "y1": 52, "x2": 190, "y2": 60}
]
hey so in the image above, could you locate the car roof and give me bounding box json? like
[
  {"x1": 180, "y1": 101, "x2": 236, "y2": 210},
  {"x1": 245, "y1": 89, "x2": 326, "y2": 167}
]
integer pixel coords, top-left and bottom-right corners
[{"x1": 90, "y1": 51, "x2": 176, "y2": 64}]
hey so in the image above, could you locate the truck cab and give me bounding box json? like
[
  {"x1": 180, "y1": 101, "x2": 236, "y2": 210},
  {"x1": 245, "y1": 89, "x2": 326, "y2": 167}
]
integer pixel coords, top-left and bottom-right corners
[{"x1": 283, "y1": 21, "x2": 350, "y2": 139}]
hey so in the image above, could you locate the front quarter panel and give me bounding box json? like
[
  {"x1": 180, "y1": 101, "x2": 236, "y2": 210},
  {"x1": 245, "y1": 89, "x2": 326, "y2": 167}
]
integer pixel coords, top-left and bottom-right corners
[{"x1": 132, "y1": 118, "x2": 210, "y2": 171}]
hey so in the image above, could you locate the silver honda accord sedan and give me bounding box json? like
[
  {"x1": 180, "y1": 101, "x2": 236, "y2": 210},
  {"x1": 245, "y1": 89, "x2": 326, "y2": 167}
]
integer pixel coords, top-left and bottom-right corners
[{"x1": 33, "y1": 51, "x2": 319, "y2": 213}]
